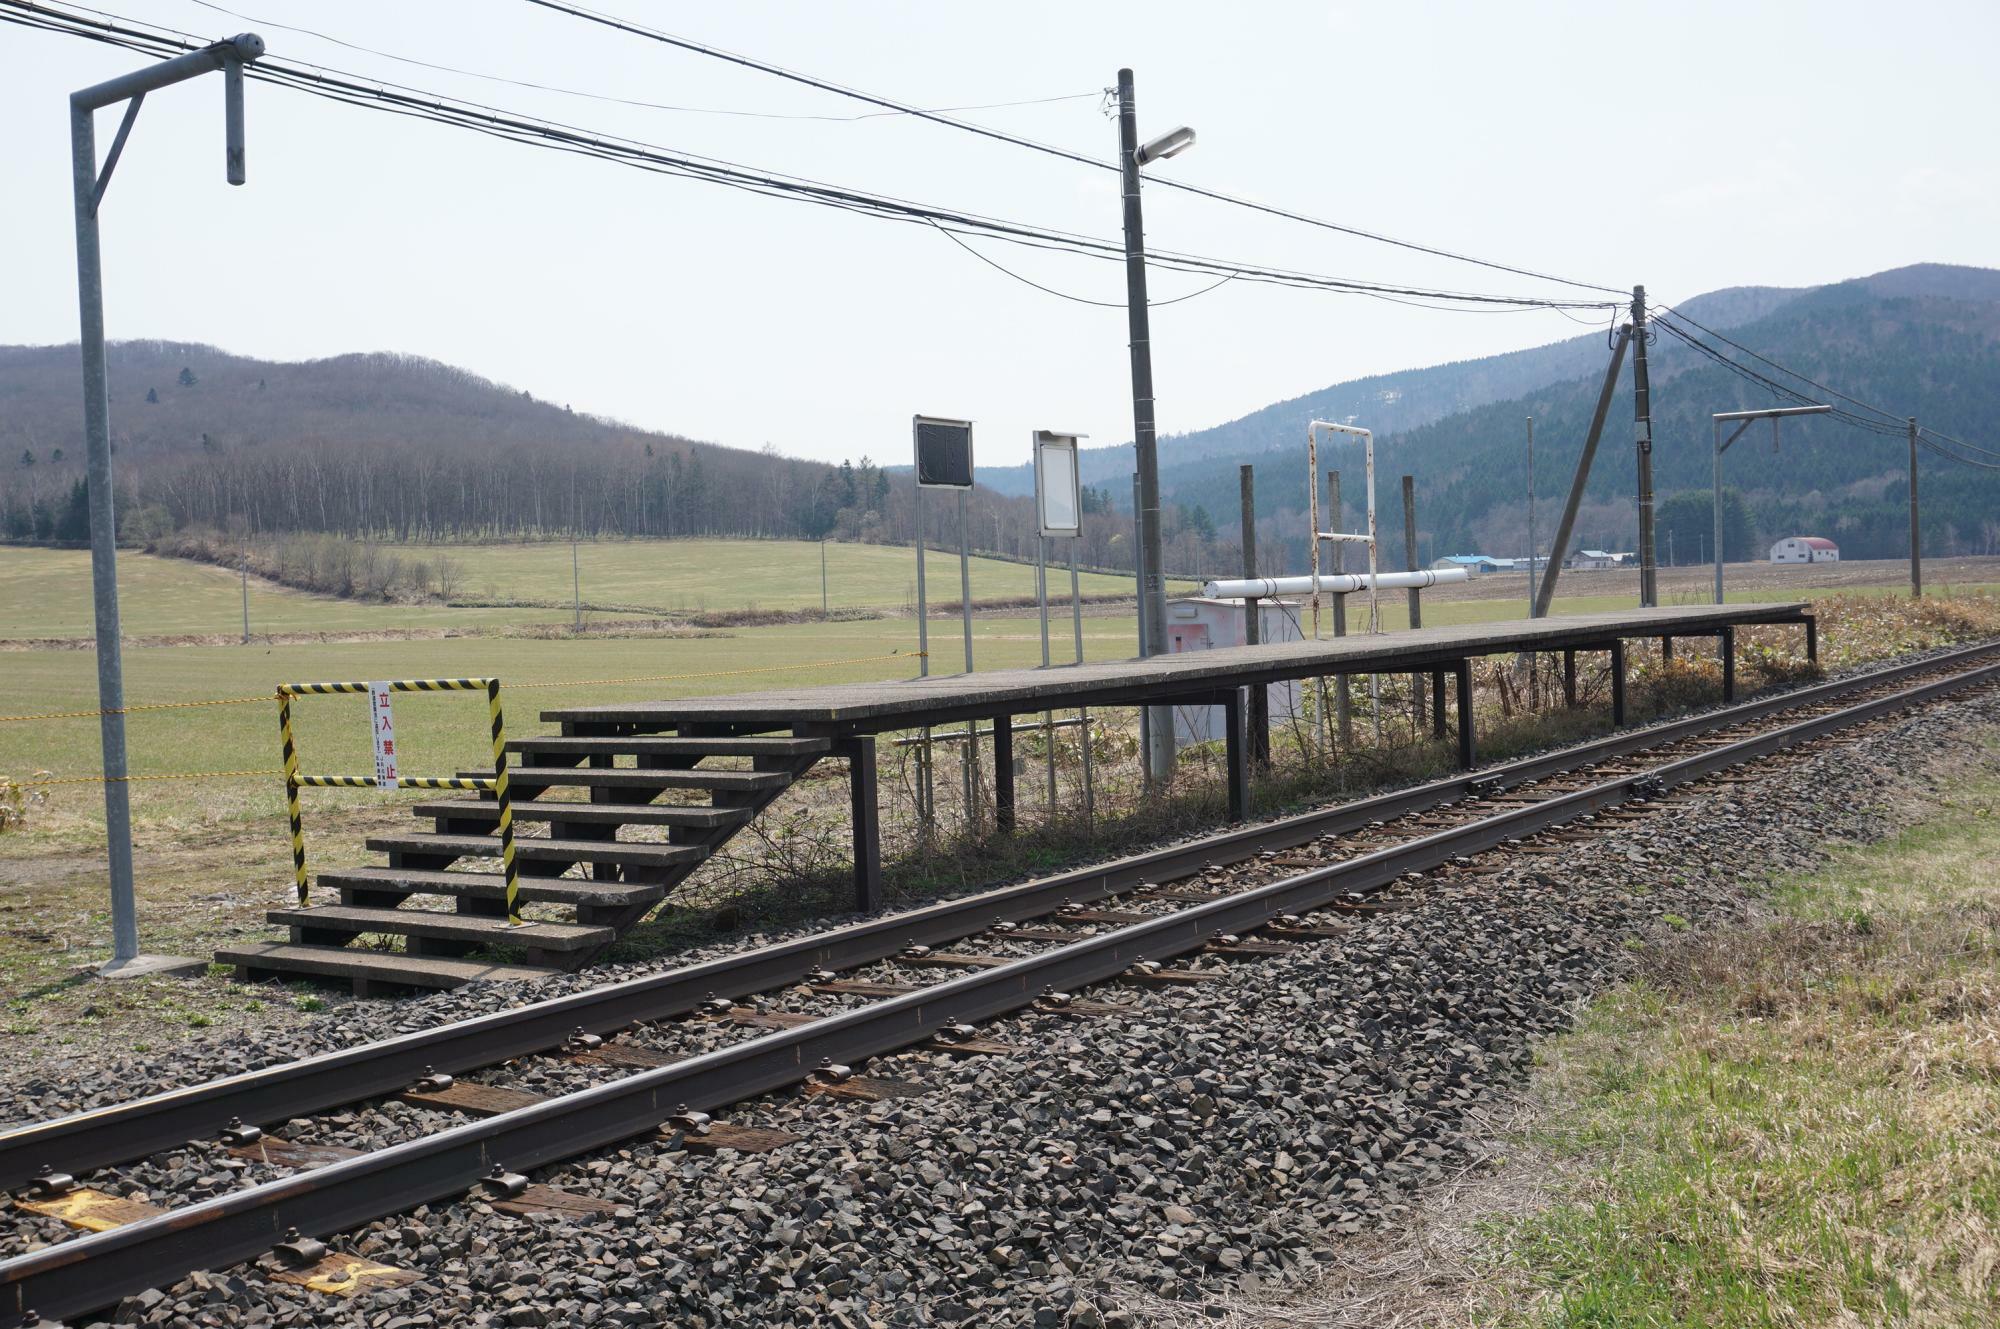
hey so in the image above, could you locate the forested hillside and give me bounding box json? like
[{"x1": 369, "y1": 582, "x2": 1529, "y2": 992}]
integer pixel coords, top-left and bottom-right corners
[
  {"x1": 4, "y1": 264, "x2": 1995, "y2": 581},
  {"x1": 1150, "y1": 265, "x2": 2000, "y2": 573}
]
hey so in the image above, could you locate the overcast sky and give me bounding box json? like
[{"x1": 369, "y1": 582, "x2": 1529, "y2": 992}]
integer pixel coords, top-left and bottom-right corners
[{"x1": 3, "y1": 1, "x2": 1995, "y2": 467}]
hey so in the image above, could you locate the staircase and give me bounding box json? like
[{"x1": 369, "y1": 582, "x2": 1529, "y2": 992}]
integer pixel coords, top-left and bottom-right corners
[{"x1": 217, "y1": 728, "x2": 829, "y2": 995}]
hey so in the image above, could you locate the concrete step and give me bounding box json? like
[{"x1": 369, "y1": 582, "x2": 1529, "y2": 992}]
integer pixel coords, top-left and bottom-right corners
[
  {"x1": 509, "y1": 735, "x2": 829, "y2": 758},
  {"x1": 323, "y1": 867, "x2": 665, "y2": 908},
  {"x1": 368, "y1": 834, "x2": 708, "y2": 870},
  {"x1": 410, "y1": 799, "x2": 748, "y2": 830},
  {"x1": 218, "y1": 942, "x2": 551, "y2": 991},
  {"x1": 267, "y1": 904, "x2": 614, "y2": 952},
  {"x1": 475, "y1": 766, "x2": 792, "y2": 792}
]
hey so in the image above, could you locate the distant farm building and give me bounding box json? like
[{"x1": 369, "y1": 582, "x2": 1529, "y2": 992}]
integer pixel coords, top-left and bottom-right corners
[
  {"x1": 1430, "y1": 555, "x2": 1512, "y2": 574},
  {"x1": 1565, "y1": 549, "x2": 1628, "y2": 571},
  {"x1": 1770, "y1": 536, "x2": 1839, "y2": 564}
]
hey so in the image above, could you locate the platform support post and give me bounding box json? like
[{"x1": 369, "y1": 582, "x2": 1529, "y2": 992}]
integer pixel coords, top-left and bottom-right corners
[
  {"x1": 1720, "y1": 626, "x2": 1736, "y2": 702},
  {"x1": 1562, "y1": 649, "x2": 1578, "y2": 708},
  {"x1": 1609, "y1": 640, "x2": 1627, "y2": 726},
  {"x1": 1805, "y1": 615, "x2": 1818, "y2": 664},
  {"x1": 1430, "y1": 669, "x2": 1447, "y2": 738},
  {"x1": 1453, "y1": 658, "x2": 1475, "y2": 769},
  {"x1": 992, "y1": 713, "x2": 1015, "y2": 834},
  {"x1": 1661, "y1": 635, "x2": 1674, "y2": 664},
  {"x1": 1224, "y1": 687, "x2": 1250, "y2": 823},
  {"x1": 840, "y1": 738, "x2": 881, "y2": 912}
]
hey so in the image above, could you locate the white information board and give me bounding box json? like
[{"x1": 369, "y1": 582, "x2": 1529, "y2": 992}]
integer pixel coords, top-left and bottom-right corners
[
  {"x1": 1034, "y1": 430, "x2": 1085, "y2": 537},
  {"x1": 368, "y1": 682, "x2": 399, "y2": 788}
]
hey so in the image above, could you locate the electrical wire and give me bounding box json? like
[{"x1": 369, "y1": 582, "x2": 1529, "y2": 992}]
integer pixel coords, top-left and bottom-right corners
[
  {"x1": 5, "y1": 1, "x2": 1619, "y2": 317},
  {"x1": 518, "y1": 0, "x2": 1629, "y2": 296},
  {"x1": 181, "y1": 0, "x2": 1102, "y2": 123}
]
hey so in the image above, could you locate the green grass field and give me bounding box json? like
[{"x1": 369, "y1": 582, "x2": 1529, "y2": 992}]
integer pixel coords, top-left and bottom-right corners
[
  {"x1": 381, "y1": 538, "x2": 1159, "y2": 616},
  {"x1": 0, "y1": 541, "x2": 1186, "y2": 641}
]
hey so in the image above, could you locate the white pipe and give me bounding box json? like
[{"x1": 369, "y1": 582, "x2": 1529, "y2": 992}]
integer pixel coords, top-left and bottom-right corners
[{"x1": 1201, "y1": 568, "x2": 1470, "y2": 599}]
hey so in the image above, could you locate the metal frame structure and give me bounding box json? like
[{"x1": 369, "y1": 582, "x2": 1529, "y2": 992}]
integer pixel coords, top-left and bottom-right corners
[
  {"x1": 1710, "y1": 404, "x2": 1831, "y2": 603},
  {"x1": 7, "y1": 637, "x2": 1995, "y2": 1325},
  {"x1": 276, "y1": 677, "x2": 520, "y2": 924},
  {"x1": 1306, "y1": 421, "x2": 1381, "y2": 639},
  {"x1": 68, "y1": 31, "x2": 266, "y2": 970}
]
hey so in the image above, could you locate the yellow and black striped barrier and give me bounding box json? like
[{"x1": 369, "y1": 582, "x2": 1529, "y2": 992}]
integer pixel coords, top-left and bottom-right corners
[{"x1": 276, "y1": 677, "x2": 520, "y2": 925}]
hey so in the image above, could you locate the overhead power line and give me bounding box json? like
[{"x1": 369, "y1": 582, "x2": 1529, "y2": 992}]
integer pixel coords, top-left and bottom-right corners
[
  {"x1": 182, "y1": 0, "x2": 1102, "y2": 123},
  {"x1": 518, "y1": 0, "x2": 1629, "y2": 297},
  {"x1": 5, "y1": 1, "x2": 1617, "y2": 318}
]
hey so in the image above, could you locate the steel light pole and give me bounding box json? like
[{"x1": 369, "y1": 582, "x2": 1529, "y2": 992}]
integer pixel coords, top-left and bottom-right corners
[
  {"x1": 70, "y1": 32, "x2": 265, "y2": 972},
  {"x1": 1710, "y1": 403, "x2": 1830, "y2": 603},
  {"x1": 1115, "y1": 67, "x2": 1194, "y2": 783}
]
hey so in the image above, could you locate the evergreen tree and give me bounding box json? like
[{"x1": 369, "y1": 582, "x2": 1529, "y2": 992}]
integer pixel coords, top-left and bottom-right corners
[
  {"x1": 178, "y1": 366, "x2": 197, "y2": 387},
  {"x1": 145, "y1": 387, "x2": 159, "y2": 404},
  {"x1": 17, "y1": 449, "x2": 32, "y2": 468}
]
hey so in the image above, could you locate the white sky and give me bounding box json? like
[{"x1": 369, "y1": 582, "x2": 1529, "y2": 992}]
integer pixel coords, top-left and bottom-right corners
[{"x1": 2, "y1": 1, "x2": 1995, "y2": 467}]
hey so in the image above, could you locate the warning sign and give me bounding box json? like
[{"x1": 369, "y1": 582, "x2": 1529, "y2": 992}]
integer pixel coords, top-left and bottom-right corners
[{"x1": 369, "y1": 682, "x2": 398, "y2": 788}]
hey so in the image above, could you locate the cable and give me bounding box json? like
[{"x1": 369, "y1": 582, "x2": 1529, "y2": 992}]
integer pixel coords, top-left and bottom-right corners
[
  {"x1": 519, "y1": 0, "x2": 1629, "y2": 296},
  {"x1": 5, "y1": 1, "x2": 1617, "y2": 316},
  {"x1": 1652, "y1": 304, "x2": 1905, "y2": 427},
  {"x1": 181, "y1": 0, "x2": 1101, "y2": 123}
]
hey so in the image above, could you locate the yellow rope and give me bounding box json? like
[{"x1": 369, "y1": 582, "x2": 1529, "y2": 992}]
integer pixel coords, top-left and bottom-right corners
[
  {"x1": 18, "y1": 769, "x2": 282, "y2": 787},
  {"x1": 506, "y1": 649, "x2": 920, "y2": 690},
  {"x1": 0, "y1": 695, "x2": 272, "y2": 723},
  {"x1": 0, "y1": 650, "x2": 921, "y2": 722}
]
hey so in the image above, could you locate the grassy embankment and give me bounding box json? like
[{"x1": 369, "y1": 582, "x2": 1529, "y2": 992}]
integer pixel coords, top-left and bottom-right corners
[{"x1": 1486, "y1": 764, "x2": 2000, "y2": 1327}]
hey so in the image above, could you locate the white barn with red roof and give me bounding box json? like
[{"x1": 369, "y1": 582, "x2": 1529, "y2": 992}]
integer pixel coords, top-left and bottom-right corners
[{"x1": 1769, "y1": 536, "x2": 1840, "y2": 564}]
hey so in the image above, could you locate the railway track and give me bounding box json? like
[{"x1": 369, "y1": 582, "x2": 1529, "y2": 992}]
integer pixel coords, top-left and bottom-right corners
[{"x1": 5, "y1": 640, "x2": 1999, "y2": 1326}]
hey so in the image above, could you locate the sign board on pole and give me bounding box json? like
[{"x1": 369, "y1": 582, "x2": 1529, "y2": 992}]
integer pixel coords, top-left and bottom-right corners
[
  {"x1": 368, "y1": 682, "x2": 398, "y2": 788},
  {"x1": 913, "y1": 415, "x2": 975, "y2": 488},
  {"x1": 1034, "y1": 430, "x2": 1085, "y2": 537}
]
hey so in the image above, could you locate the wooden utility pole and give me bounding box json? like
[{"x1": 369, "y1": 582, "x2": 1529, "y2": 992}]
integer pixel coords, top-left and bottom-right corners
[
  {"x1": 1536, "y1": 325, "x2": 1633, "y2": 617},
  {"x1": 1909, "y1": 416, "x2": 1922, "y2": 597},
  {"x1": 1631, "y1": 285, "x2": 1658, "y2": 607},
  {"x1": 1240, "y1": 465, "x2": 1268, "y2": 765}
]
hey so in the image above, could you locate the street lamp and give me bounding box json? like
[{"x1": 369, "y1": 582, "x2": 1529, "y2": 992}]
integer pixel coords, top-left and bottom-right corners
[
  {"x1": 69, "y1": 32, "x2": 266, "y2": 975},
  {"x1": 1710, "y1": 404, "x2": 1830, "y2": 604},
  {"x1": 1116, "y1": 67, "x2": 1194, "y2": 784}
]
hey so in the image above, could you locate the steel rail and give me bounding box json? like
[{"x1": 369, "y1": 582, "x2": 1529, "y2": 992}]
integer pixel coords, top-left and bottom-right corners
[
  {"x1": 4, "y1": 639, "x2": 1997, "y2": 1195},
  {"x1": 6, "y1": 651, "x2": 1997, "y2": 1325}
]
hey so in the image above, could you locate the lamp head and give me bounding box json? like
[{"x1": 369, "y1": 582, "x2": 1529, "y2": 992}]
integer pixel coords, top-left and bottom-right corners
[{"x1": 1134, "y1": 125, "x2": 1196, "y2": 167}]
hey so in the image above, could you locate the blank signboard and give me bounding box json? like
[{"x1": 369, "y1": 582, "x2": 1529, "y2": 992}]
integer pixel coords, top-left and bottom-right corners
[
  {"x1": 1035, "y1": 432, "x2": 1082, "y2": 537},
  {"x1": 913, "y1": 416, "x2": 974, "y2": 488}
]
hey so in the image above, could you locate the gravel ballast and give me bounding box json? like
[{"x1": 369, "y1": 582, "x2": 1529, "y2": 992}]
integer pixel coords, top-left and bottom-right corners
[{"x1": 4, "y1": 675, "x2": 1997, "y2": 1327}]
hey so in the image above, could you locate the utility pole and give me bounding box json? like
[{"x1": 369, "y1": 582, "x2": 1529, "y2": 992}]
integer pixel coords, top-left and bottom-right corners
[
  {"x1": 820, "y1": 537, "x2": 829, "y2": 615},
  {"x1": 1402, "y1": 474, "x2": 1424, "y2": 716},
  {"x1": 240, "y1": 532, "x2": 250, "y2": 644},
  {"x1": 70, "y1": 30, "x2": 264, "y2": 974},
  {"x1": 1909, "y1": 416, "x2": 1922, "y2": 597},
  {"x1": 1631, "y1": 285, "x2": 1658, "y2": 607},
  {"x1": 1117, "y1": 67, "x2": 1174, "y2": 784}
]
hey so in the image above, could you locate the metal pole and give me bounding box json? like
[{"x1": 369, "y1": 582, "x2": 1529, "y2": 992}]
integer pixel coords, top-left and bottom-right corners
[
  {"x1": 1068, "y1": 540, "x2": 1093, "y2": 820},
  {"x1": 1037, "y1": 535, "x2": 1055, "y2": 811},
  {"x1": 1712, "y1": 416, "x2": 1725, "y2": 605},
  {"x1": 1535, "y1": 325, "x2": 1632, "y2": 617},
  {"x1": 958, "y1": 489, "x2": 976, "y2": 831},
  {"x1": 820, "y1": 538, "x2": 828, "y2": 615},
  {"x1": 1402, "y1": 474, "x2": 1424, "y2": 724},
  {"x1": 1328, "y1": 467, "x2": 1350, "y2": 748},
  {"x1": 240, "y1": 534, "x2": 250, "y2": 643},
  {"x1": 914, "y1": 480, "x2": 931, "y2": 827},
  {"x1": 1909, "y1": 417, "x2": 1922, "y2": 598},
  {"x1": 1525, "y1": 416, "x2": 1537, "y2": 616},
  {"x1": 1631, "y1": 285, "x2": 1658, "y2": 608},
  {"x1": 68, "y1": 31, "x2": 265, "y2": 971},
  {"x1": 571, "y1": 535, "x2": 581, "y2": 629},
  {"x1": 1239, "y1": 465, "x2": 1268, "y2": 767},
  {"x1": 1117, "y1": 67, "x2": 1172, "y2": 784}
]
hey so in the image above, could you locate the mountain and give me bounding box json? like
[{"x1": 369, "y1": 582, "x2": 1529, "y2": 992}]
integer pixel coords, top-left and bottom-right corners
[
  {"x1": 973, "y1": 280, "x2": 1815, "y2": 500},
  {"x1": 1148, "y1": 264, "x2": 2000, "y2": 574}
]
